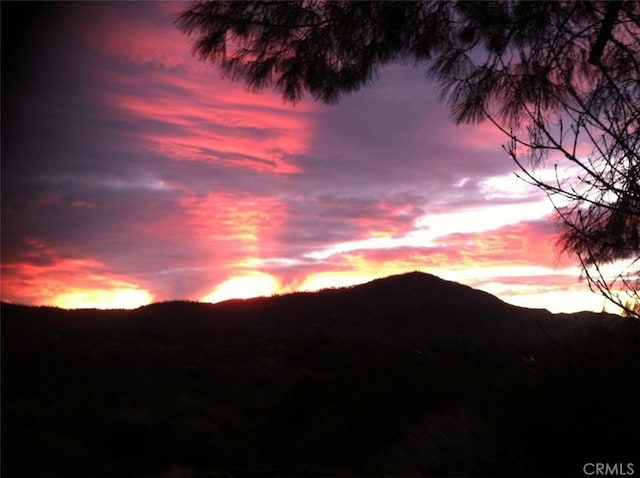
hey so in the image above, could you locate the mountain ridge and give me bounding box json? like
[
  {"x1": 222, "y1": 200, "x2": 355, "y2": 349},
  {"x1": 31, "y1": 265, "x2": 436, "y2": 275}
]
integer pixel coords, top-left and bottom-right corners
[{"x1": 2, "y1": 271, "x2": 622, "y2": 345}]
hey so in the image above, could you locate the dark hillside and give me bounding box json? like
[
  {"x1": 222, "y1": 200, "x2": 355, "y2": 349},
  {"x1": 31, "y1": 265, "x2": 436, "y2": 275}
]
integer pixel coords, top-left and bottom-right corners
[
  {"x1": 2, "y1": 272, "x2": 616, "y2": 345},
  {"x1": 2, "y1": 272, "x2": 638, "y2": 477},
  {"x1": 132, "y1": 272, "x2": 616, "y2": 344}
]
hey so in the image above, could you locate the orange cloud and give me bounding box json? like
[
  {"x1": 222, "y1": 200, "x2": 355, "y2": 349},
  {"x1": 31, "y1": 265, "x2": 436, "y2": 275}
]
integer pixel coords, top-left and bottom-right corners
[
  {"x1": 156, "y1": 191, "x2": 290, "y2": 300},
  {"x1": 178, "y1": 192, "x2": 287, "y2": 258},
  {"x1": 1, "y1": 238, "x2": 153, "y2": 309},
  {"x1": 201, "y1": 272, "x2": 280, "y2": 303},
  {"x1": 269, "y1": 218, "x2": 573, "y2": 298}
]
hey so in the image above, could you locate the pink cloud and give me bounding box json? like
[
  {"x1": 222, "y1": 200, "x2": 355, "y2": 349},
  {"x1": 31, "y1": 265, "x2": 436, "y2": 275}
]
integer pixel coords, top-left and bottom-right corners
[
  {"x1": 353, "y1": 198, "x2": 424, "y2": 239},
  {"x1": 1, "y1": 238, "x2": 153, "y2": 308},
  {"x1": 82, "y1": 3, "x2": 315, "y2": 175}
]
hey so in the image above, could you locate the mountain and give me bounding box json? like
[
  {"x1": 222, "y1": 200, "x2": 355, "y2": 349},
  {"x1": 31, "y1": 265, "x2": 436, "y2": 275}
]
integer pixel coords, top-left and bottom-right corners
[
  {"x1": 2, "y1": 272, "x2": 620, "y2": 345},
  {"x1": 3, "y1": 272, "x2": 638, "y2": 478}
]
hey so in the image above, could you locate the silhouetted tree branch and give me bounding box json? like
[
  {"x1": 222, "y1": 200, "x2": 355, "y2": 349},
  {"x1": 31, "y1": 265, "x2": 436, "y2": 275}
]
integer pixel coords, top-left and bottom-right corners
[{"x1": 177, "y1": 1, "x2": 640, "y2": 317}]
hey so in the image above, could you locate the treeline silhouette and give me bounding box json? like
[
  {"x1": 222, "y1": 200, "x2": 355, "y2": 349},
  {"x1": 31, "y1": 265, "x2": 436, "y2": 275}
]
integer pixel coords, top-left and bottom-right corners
[{"x1": 2, "y1": 273, "x2": 638, "y2": 477}]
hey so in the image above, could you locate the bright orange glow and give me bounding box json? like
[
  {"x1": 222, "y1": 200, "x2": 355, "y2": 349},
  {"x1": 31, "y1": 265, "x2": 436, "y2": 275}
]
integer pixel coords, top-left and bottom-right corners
[
  {"x1": 201, "y1": 272, "x2": 279, "y2": 303},
  {"x1": 2, "y1": 201, "x2": 602, "y2": 313},
  {"x1": 478, "y1": 280, "x2": 622, "y2": 315},
  {"x1": 298, "y1": 272, "x2": 372, "y2": 292},
  {"x1": 297, "y1": 253, "x2": 424, "y2": 293},
  {"x1": 53, "y1": 288, "x2": 153, "y2": 310},
  {"x1": 1, "y1": 239, "x2": 154, "y2": 309}
]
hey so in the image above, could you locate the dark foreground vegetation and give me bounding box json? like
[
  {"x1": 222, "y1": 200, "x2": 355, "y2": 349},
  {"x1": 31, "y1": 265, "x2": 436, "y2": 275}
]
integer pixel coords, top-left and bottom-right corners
[{"x1": 3, "y1": 275, "x2": 639, "y2": 477}]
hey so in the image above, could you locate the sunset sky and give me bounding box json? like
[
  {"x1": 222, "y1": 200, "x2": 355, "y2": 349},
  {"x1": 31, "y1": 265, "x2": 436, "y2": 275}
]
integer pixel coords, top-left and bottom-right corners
[{"x1": 1, "y1": 2, "x2": 618, "y2": 313}]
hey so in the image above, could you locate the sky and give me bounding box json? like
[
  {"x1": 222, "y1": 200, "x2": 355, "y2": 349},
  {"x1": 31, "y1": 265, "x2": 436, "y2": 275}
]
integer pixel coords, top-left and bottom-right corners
[{"x1": 1, "y1": 2, "x2": 618, "y2": 313}]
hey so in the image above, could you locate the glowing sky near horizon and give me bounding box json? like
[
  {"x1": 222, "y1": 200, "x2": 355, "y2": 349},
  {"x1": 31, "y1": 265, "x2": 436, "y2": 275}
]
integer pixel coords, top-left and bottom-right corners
[{"x1": 1, "y1": 2, "x2": 619, "y2": 314}]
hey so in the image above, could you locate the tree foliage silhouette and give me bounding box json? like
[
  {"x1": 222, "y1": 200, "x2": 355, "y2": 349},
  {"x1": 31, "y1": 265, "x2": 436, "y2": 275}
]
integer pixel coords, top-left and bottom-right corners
[{"x1": 177, "y1": 1, "x2": 640, "y2": 317}]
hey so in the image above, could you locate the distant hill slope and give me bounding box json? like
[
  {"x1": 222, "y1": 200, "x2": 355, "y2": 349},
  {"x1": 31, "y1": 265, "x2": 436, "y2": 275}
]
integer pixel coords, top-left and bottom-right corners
[{"x1": 1, "y1": 271, "x2": 623, "y2": 345}]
